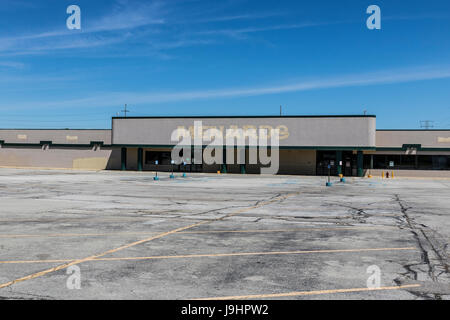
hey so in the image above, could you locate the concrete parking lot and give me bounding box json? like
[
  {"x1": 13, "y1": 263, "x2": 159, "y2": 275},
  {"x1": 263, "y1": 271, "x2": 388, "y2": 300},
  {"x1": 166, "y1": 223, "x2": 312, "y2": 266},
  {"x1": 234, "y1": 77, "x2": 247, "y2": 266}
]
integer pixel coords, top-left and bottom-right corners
[{"x1": 0, "y1": 168, "x2": 448, "y2": 300}]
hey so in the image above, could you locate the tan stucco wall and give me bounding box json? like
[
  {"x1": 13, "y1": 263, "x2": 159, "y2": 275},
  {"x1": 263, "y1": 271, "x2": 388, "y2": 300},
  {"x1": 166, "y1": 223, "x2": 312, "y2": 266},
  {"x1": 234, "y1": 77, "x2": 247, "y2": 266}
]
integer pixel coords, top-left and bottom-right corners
[
  {"x1": 278, "y1": 150, "x2": 316, "y2": 175},
  {"x1": 0, "y1": 146, "x2": 121, "y2": 170},
  {"x1": 112, "y1": 116, "x2": 376, "y2": 148},
  {"x1": 123, "y1": 147, "x2": 317, "y2": 175},
  {"x1": 376, "y1": 130, "x2": 450, "y2": 148},
  {"x1": 0, "y1": 129, "x2": 111, "y2": 145},
  {"x1": 206, "y1": 149, "x2": 316, "y2": 175},
  {"x1": 371, "y1": 150, "x2": 450, "y2": 155},
  {"x1": 125, "y1": 147, "x2": 139, "y2": 171}
]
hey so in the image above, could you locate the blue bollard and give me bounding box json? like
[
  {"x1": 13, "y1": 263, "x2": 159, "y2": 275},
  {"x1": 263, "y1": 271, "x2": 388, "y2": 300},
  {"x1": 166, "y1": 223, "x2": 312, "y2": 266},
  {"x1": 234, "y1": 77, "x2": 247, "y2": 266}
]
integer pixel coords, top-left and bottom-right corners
[
  {"x1": 340, "y1": 178, "x2": 346, "y2": 183},
  {"x1": 153, "y1": 176, "x2": 159, "y2": 181},
  {"x1": 182, "y1": 173, "x2": 187, "y2": 178},
  {"x1": 326, "y1": 182, "x2": 332, "y2": 187},
  {"x1": 170, "y1": 174, "x2": 175, "y2": 179}
]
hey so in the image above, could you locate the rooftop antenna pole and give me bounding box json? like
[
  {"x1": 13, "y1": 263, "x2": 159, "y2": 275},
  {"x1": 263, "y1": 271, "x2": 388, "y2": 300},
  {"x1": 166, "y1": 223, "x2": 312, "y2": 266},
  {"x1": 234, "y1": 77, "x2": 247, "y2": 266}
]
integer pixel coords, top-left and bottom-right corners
[
  {"x1": 420, "y1": 120, "x2": 434, "y2": 129},
  {"x1": 122, "y1": 104, "x2": 129, "y2": 117},
  {"x1": 280, "y1": 105, "x2": 282, "y2": 116}
]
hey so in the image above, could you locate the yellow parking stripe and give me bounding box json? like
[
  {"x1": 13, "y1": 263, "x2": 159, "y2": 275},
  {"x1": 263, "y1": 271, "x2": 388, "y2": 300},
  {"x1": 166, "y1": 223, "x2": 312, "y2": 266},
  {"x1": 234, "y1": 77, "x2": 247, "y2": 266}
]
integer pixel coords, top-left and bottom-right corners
[
  {"x1": 0, "y1": 226, "x2": 395, "y2": 239},
  {"x1": 0, "y1": 192, "x2": 296, "y2": 289},
  {"x1": 0, "y1": 246, "x2": 416, "y2": 264},
  {"x1": 0, "y1": 220, "x2": 210, "y2": 289},
  {"x1": 181, "y1": 226, "x2": 396, "y2": 234},
  {"x1": 195, "y1": 284, "x2": 422, "y2": 300}
]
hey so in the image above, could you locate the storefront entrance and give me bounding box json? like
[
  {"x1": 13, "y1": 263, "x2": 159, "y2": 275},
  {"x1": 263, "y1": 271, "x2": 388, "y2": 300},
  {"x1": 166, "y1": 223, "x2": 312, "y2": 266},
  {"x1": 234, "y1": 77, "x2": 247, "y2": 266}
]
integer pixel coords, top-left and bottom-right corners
[{"x1": 316, "y1": 151, "x2": 358, "y2": 176}]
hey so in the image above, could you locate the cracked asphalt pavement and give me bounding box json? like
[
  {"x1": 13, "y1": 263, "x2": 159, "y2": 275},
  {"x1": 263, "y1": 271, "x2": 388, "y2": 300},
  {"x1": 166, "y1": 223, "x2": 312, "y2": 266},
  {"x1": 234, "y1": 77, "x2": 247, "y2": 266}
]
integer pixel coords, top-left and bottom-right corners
[{"x1": 0, "y1": 168, "x2": 448, "y2": 300}]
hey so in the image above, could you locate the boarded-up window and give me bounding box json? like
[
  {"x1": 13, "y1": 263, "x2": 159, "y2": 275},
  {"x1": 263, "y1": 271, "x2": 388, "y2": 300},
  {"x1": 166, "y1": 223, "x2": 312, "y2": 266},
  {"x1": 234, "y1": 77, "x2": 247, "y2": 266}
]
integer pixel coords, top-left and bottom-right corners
[
  {"x1": 66, "y1": 136, "x2": 79, "y2": 142},
  {"x1": 438, "y1": 137, "x2": 450, "y2": 143}
]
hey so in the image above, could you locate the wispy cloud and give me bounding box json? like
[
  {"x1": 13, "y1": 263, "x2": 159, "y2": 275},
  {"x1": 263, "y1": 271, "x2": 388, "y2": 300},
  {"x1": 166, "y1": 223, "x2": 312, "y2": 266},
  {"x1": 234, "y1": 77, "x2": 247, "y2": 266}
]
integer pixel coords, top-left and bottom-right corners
[
  {"x1": 150, "y1": 39, "x2": 216, "y2": 50},
  {"x1": 0, "y1": 0, "x2": 38, "y2": 10},
  {"x1": 194, "y1": 12, "x2": 286, "y2": 23},
  {"x1": 0, "y1": 73, "x2": 76, "y2": 83},
  {"x1": 2, "y1": 1, "x2": 448, "y2": 59},
  {"x1": 0, "y1": 61, "x2": 25, "y2": 69},
  {"x1": 0, "y1": 0, "x2": 327, "y2": 56},
  {"x1": 193, "y1": 22, "x2": 327, "y2": 38},
  {"x1": 0, "y1": 0, "x2": 167, "y2": 55},
  {"x1": 2, "y1": 65, "x2": 449, "y2": 110},
  {"x1": 384, "y1": 13, "x2": 450, "y2": 21},
  {"x1": 113, "y1": 66, "x2": 450, "y2": 103},
  {"x1": 87, "y1": 0, "x2": 166, "y2": 32}
]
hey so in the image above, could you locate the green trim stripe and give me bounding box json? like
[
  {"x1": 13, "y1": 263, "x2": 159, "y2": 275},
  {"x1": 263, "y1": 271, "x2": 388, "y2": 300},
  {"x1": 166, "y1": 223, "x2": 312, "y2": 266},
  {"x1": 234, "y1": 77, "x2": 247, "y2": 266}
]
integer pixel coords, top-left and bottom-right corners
[
  {"x1": 109, "y1": 144, "x2": 376, "y2": 151},
  {"x1": 0, "y1": 143, "x2": 113, "y2": 148},
  {"x1": 112, "y1": 115, "x2": 376, "y2": 119}
]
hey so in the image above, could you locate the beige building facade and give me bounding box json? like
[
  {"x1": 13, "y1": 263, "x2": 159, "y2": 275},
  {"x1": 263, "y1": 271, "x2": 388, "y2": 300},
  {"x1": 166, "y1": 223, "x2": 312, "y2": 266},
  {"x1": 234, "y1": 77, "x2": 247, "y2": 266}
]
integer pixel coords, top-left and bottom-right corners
[{"x1": 0, "y1": 116, "x2": 449, "y2": 176}]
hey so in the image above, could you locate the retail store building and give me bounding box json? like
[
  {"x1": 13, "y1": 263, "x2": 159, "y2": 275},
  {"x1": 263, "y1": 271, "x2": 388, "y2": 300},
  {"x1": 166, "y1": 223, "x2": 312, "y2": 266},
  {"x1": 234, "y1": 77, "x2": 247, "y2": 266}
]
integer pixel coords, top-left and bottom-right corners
[{"x1": 0, "y1": 115, "x2": 449, "y2": 176}]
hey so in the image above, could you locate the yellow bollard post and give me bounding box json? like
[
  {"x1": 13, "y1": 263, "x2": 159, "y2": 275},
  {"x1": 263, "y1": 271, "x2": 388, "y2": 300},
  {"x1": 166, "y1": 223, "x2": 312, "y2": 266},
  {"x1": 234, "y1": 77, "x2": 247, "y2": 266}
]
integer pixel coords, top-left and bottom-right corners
[
  {"x1": 217, "y1": 171, "x2": 221, "y2": 175},
  {"x1": 391, "y1": 171, "x2": 394, "y2": 179},
  {"x1": 381, "y1": 171, "x2": 384, "y2": 178}
]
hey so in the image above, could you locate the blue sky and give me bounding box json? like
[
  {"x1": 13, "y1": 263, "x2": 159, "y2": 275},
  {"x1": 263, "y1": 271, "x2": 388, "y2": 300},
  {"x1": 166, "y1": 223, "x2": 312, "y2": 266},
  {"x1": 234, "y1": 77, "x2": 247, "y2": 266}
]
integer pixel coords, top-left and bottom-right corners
[{"x1": 0, "y1": 0, "x2": 449, "y2": 129}]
